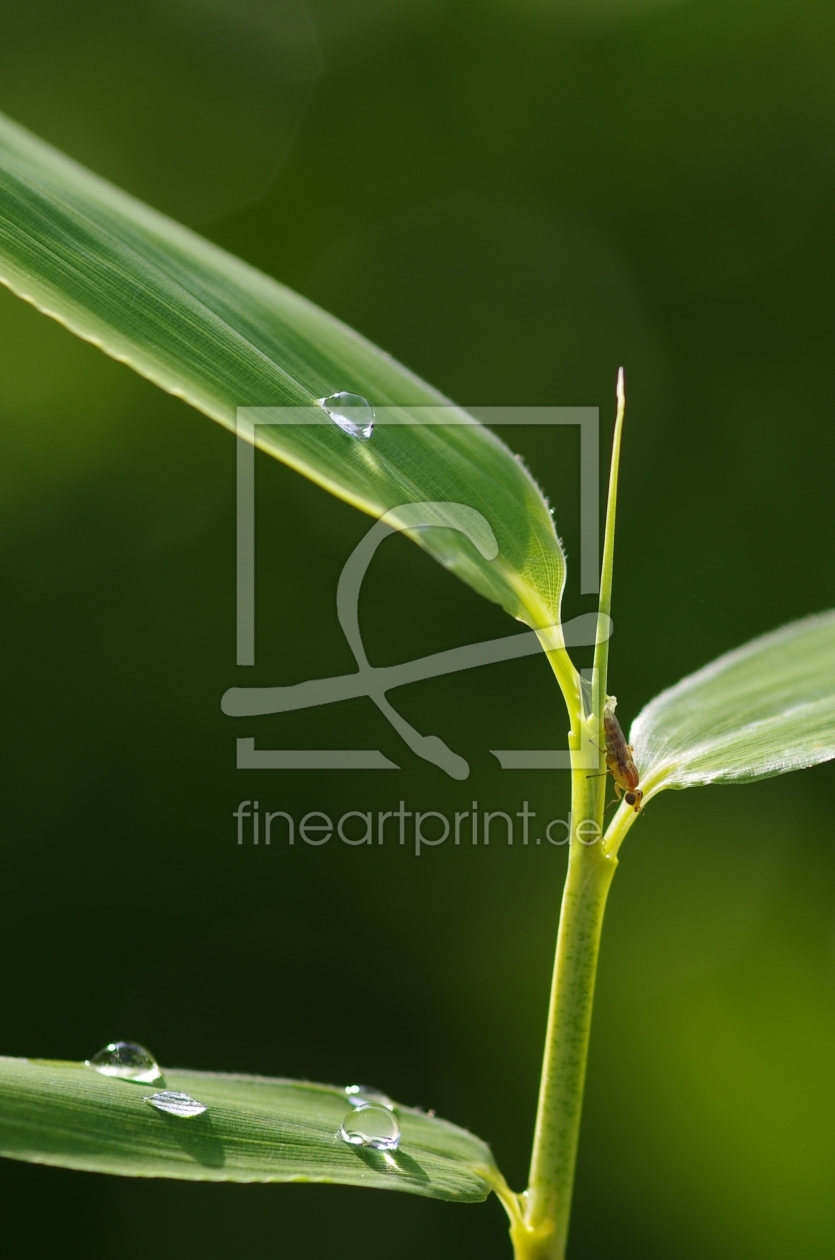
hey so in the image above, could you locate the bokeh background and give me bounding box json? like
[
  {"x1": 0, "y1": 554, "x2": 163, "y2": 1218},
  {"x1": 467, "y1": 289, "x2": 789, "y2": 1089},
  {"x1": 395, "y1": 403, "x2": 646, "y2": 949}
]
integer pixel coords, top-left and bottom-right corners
[{"x1": 2, "y1": 0, "x2": 835, "y2": 1256}]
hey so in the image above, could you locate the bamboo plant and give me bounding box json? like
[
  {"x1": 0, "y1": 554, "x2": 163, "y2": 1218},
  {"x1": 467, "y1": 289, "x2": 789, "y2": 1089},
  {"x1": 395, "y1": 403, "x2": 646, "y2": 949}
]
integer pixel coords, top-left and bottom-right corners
[{"x1": 0, "y1": 111, "x2": 833, "y2": 1260}]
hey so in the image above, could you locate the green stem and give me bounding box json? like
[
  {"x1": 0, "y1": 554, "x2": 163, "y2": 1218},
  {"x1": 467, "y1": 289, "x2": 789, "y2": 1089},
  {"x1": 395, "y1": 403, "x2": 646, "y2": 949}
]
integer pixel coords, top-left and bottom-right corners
[
  {"x1": 511, "y1": 731, "x2": 617, "y2": 1260},
  {"x1": 504, "y1": 374, "x2": 627, "y2": 1259}
]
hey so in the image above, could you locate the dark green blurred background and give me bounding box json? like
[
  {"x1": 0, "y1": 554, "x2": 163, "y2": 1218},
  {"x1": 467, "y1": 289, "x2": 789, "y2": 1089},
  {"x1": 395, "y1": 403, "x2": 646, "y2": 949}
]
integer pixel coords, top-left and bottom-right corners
[{"x1": 2, "y1": 0, "x2": 835, "y2": 1256}]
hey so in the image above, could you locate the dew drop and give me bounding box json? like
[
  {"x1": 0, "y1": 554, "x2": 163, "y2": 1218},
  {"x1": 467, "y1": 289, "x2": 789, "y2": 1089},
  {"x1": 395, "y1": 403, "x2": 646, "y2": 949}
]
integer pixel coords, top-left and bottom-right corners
[
  {"x1": 319, "y1": 392, "x2": 375, "y2": 440},
  {"x1": 344, "y1": 1084, "x2": 395, "y2": 1111},
  {"x1": 144, "y1": 1090, "x2": 207, "y2": 1118},
  {"x1": 86, "y1": 1041, "x2": 161, "y2": 1083},
  {"x1": 338, "y1": 1104, "x2": 400, "y2": 1151}
]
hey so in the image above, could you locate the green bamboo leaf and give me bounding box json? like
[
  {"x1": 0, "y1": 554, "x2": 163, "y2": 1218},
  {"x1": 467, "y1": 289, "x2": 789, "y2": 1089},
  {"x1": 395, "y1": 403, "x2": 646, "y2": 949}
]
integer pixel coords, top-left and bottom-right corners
[
  {"x1": 0, "y1": 110, "x2": 569, "y2": 673},
  {"x1": 630, "y1": 611, "x2": 835, "y2": 795},
  {"x1": 0, "y1": 1057, "x2": 503, "y2": 1203}
]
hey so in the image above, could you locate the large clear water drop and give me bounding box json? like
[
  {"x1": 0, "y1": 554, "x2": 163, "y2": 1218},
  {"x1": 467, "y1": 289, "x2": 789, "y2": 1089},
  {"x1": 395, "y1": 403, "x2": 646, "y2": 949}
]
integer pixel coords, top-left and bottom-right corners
[
  {"x1": 87, "y1": 1041, "x2": 161, "y2": 1083},
  {"x1": 144, "y1": 1090, "x2": 207, "y2": 1118},
  {"x1": 338, "y1": 1104, "x2": 401, "y2": 1151},
  {"x1": 344, "y1": 1084, "x2": 395, "y2": 1111},
  {"x1": 319, "y1": 392, "x2": 375, "y2": 440}
]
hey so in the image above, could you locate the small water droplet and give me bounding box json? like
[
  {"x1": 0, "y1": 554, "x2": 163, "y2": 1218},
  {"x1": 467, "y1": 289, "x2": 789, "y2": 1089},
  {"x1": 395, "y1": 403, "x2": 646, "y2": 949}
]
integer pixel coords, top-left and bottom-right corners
[
  {"x1": 319, "y1": 392, "x2": 375, "y2": 440},
  {"x1": 86, "y1": 1041, "x2": 161, "y2": 1083},
  {"x1": 144, "y1": 1090, "x2": 207, "y2": 1118},
  {"x1": 338, "y1": 1104, "x2": 400, "y2": 1151},
  {"x1": 344, "y1": 1084, "x2": 395, "y2": 1110}
]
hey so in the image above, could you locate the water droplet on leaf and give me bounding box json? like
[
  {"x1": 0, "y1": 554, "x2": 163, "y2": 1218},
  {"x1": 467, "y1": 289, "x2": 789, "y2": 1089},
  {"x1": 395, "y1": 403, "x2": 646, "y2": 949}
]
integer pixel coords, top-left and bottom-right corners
[
  {"x1": 319, "y1": 392, "x2": 375, "y2": 440},
  {"x1": 338, "y1": 1104, "x2": 401, "y2": 1151},
  {"x1": 86, "y1": 1041, "x2": 161, "y2": 1083},
  {"x1": 144, "y1": 1090, "x2": 207, "y2": 1118},
  {"x1": 344, "y1": 1084, "x2": 395, "y2": 1110}
]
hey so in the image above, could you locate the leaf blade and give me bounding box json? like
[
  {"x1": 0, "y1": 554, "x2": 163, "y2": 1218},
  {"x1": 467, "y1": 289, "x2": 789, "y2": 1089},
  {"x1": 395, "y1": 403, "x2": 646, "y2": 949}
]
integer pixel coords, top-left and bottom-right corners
[
  {"x1": 631, "y1": 611, "x2": 835, "y2": 792},
  {"x1": 0, "y1": 109, "x2": 567, "y2": 642},
  {"x1": 0, "y1": 1058, "x2": 500, "y2": 1203}
]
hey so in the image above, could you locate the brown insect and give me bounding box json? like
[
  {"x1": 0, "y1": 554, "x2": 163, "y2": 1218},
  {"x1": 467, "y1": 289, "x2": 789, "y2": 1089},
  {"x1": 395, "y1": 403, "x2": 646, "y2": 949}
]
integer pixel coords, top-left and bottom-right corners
[{"x1": 587, "y1": 696, "x2": 643, "y2": 812}]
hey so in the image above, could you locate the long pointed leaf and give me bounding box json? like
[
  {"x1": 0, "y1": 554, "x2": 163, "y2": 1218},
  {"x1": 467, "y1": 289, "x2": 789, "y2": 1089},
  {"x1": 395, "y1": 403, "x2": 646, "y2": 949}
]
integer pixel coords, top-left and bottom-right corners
[
  {"x1": 0, "y1": 1058, "x2": 502, "y2": 1203},
  {"x1": 0, "y1": 110, "x2": 566, "y2": 639}
]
